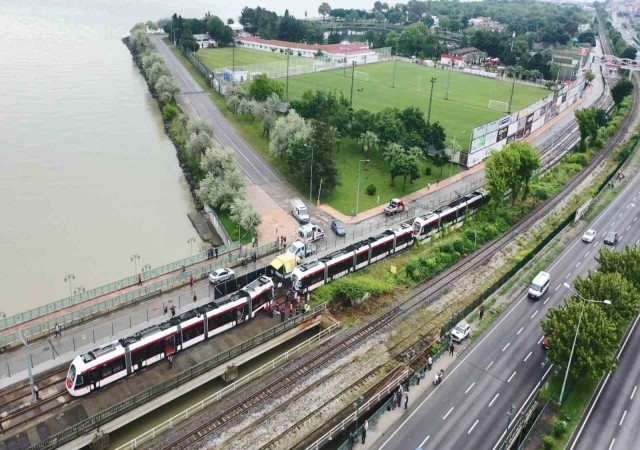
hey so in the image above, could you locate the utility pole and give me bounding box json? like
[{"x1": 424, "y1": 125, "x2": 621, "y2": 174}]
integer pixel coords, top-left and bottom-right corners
[
  {"x1": 350, "y1": 61, "x2": 357, "y2": 106},
  {"x1": 507, "y1": 67, "x2": 517, "y2": 113},
  {"x1": 427, "y1": 77, "x2": 437, "y2": 124},
  {"x1": 285, "y1": 48, "x2": 292, "y2": 103},
  {"x1": 344, "y1": 41, "x2": 349, "y2": 76},
  {"x1": 445, "y1": 63, "x2": 452, "y2": 100},
  {"x1": 510, "y1": 31, "x2": 516, "y2": 52},
  {"x1": 392, "y1": 47, "x2": 397, "y2": 88}
]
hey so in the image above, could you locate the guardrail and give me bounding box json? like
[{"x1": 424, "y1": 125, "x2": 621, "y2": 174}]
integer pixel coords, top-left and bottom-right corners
[
  {"x1": 115, "y1": 321, "x2": 341, "y2": 450},
  {"x1": 30, "y1": 303, "x2": 327, "y2": 450},
  {"x1": 0, "y1": 241, "x2": 278, "y2": 349},
  {"x1": 0, "y1": 241, "x2": 241, "y2": 333}
]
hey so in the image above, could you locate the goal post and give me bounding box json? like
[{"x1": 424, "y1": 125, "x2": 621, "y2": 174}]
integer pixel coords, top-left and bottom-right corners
[
  {"x1": 488, "y1": 100, "x2": 509, "y2": 112},
  {"x1": 354, "y1": 71, "x2": 369, "y2": 82}
]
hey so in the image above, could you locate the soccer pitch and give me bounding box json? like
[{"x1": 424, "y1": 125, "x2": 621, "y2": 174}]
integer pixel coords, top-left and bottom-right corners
[
  {"x1": 286, "y1": 61, "x2": 548, "y2": 149},
  {"x1": 197, "y1": 47, "x2": 307, "y2": 70}
]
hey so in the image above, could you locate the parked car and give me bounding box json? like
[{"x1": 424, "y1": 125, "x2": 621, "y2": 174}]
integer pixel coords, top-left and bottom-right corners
[
  {"x1": 331, "y1": 219, "x2": 346, "y2": 237},
  {"x1": 451, "y1": 320, "x2": 471, "y2": 343},
  {"x1": 604, "y1": 231, "x2": 618, "y2": 245},
  {"x1": 582, "y1": 229, "x2": 597, "y2": 243},
  {"x1": 208, "y1": 268, "x2": 235, "y2": 284}
]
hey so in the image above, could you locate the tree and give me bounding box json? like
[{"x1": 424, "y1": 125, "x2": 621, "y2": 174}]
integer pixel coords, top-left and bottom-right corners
[
  {"x1": 358, "y1": 131, "x2": 380, "y2": 167},
  {"x1": 575, "y1": 107, "x2": 598, "y2": 149},
  {"x1": 200, "y1": 144, "x2": 237, "y2": 177},
  {"x1": 148, "y1": 61, "x2": 171, "y2": 87},
  {"x1": 398, "y1": 22, "x2": 429, "y2": 56},
  {"x1": 227, "y1": 18, "x2": 234, "y2": 25},
  {"x1": 206, "y1": 16, "x2": 233, "y2": 44},
  {"x1": 187, "y1": 117, "x2": 213, "y2": 137},
  {"x1": 611, "y1": 78, "x2": 634, "y2": 106},
  {"x1": 197, "y1": 165, "x2": 245, "y2": 211},
  {"x1": 597, "y1": 246, "x2": 640, "y2": 291},
  {"x1": 373, "y1": 108, "x2": 405, "y2": 145},
  {"x1": 180, "y1": 30, "x2": 199, "y2": 52},
  {"x1": 141, "y1": 52, "x2": 164, "y2": 73},
  {"x1": 186, "y1": 132, "x2": 214, "y2": 157},
  {"x1": 485, "y1": 141, "x2": 540, "y2": 203},
  {"x1": 386, "y1": 31, "x2": 400, "y2": 52},
  {"x1": 541, "y1": 298, "x2": 619, "y2": 381},
  {"x1": 428, "y1": 122, "x2": 446, "y2": 151},
  {"x1": 383, "y1": 143, "x2": 405, "y2": 161},
  {"x1": 621, "y1": 46, "x2": 637, "y2": 60},
  {"x1": 269, "y1": 110, "x2": 312, "y2": 159},
  {"x1": 585, "y1": 70, "x2": 595, "y2": 84},
  {"x1": 229, "y1": 199, "x2": 262, "y2": 237},
  {"x1": 432, "y1": 150, "x2": 449, "y2": 177},
  {"x1": 318, "y1": 3, "x2": 331, "y2": 20},
  {"x1": 155, "y1": 75, "x2": 180, "y2": 105},
  {"x1": 328, "y1": 126, "x2": 341, "y2": 153},
  {"x1": 390, "y1": 153, "x2": 420, "y2": 190},
  {"x1": 513, "y1": 141, "x2": 542, "y2": 199},
  {"x1": 350, "y1": 109, "x2": 376, "y2": 138},
  {"x1": 248, "y1": 74, "x2": 284, "y2": 101}
]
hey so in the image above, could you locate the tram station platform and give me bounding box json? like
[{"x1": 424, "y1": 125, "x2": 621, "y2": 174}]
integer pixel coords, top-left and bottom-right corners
[{"x1": 0, "y1": 309, "x2": 328, "y2": 450}]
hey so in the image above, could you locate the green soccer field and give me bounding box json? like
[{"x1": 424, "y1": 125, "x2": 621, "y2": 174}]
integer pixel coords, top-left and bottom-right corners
[
  {"x1": 287, "y1": 61, "x2": 548, "y2": 149},
  {"x1": 197, "y1": 47, "x2": 308, "y2": 70}
]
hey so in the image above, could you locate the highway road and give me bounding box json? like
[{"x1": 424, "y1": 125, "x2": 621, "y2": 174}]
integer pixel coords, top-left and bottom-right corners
[
  {"x1": 569, "y1": 315, "x2": 640, "y2": 450},
  {"x1": 372, "y1": 151, "x2": 640, "y2": 449}
]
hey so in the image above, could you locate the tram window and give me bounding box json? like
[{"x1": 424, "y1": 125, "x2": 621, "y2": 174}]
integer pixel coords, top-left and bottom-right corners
[
  {"x1": 100, "y1": 357, "x2": 126, "y2": 378},
  {"x1": 356, "y1": 251, "x2": 368, "y2": 265},
  {"x1": 306, "y1": 270, "x2": 325, "y2": 287},
  {"x1": 327, "y1": 259, "x2": 351, "y2": 277},
  {"x1": 75, "y1": 374, "x2": 85, "y2": 387},
  {"x1": 371, "y1": 241, "x2": 392, "y2": 258},
  {"x1": 182, "y1": 322, "x2": 205, "y2": 342}
]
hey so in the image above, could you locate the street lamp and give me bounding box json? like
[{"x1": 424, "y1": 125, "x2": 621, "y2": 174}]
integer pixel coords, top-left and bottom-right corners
[
  {"x1": 74, "y1": 286, "x2": 85, "y2": 299},
  {"x1": 559, "y1": 283, "x2": 611, "y2": 405},
  {"x1": 130, "y1": 253, "x2": 140, "y2": 276},
  {"x1": 64, "y1": 274, "x2": 75, "y2": 300},
  {"x1": 507, "y1": 59, "x2": 520, "y2": 114},
  {"x1": 449, "y1": 131, "x2": 466, "y2": 177},
  {"x1": 355, "y1": 159, "x2": 370, "y2": 216},
  {"x1": 141, "y1": 263, "x2": 152, "y2": 274},
  {"x1": 304, "y1": 144, "x2": 314, "y2": 203},
  {"x1": 187, "y1": 238, "x2": 196, "y2": 257},
  {"x1": 427, "y1": 77, "x2": 437, "y2": 124}
]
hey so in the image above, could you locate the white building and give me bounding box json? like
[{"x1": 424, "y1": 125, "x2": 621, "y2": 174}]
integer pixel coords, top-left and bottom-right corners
[{"x1": 194, "y1": 33, "x2": 215, "y2": 49}]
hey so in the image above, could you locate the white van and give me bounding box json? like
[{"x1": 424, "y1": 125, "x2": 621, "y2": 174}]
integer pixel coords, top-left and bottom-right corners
[
  {"x1": 528, "y1": 271, "x2": 550, "y2": 299},
  {"x1": 297, "y1": 223, "x2": 324, "y2": 242},
  {"x1": 290, "y1": 198, "x2": 309, "y2": 223}
]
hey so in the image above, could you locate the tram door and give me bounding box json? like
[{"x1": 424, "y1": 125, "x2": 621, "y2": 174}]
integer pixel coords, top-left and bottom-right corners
[{"x1": 165, "y1": 335, "x2": 176, "y2": 355}]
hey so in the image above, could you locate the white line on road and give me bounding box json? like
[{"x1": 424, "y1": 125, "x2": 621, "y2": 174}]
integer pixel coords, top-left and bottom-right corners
[
  {"x1": 524, "y1": 351, "x2": 533, "y2": 362},
  {"x1": 612, "y1": 221, "x2": 616, "y2": 227},
  {"x1": 585, "y1": 251, "x2": 590, "y2": 258},
  {"x1": 517, "y1": 326, "x2": 524, "y2": 335},
  {"x1": 538, "y1": 335, "x2": 544, "y2": 344},
  {"x1": 468, "y1": 419, "x2": 479, "y2": 434},
  {"x1": 609, "y1": 438, "x2": 616, "y2": 450},
  {"x1": 486, "y1": 361, "x2": 494, "y2": 371},
  {"x1": 631, "y1": 386, "x2": 637, "y2": 400},
  {"x1": 635, "y1": 216, "x2": 638, "y2": 222},
  {"x1": 543, "y1": 297, "x2": 550, "y2": 305},
  {"x1": 419, "y1": 435, "x2": 430, "y2": 447},
  {"x1": 575, "y1": 261, "x2": 581, "y2": 268},
  {"x1": 627, "y1": 225, "x2": 631, "y2": 231},
  {"x1": 618, "y1": 212, "x2": 622, "y2": 218},
  {"x1": 531, "y1": 310, "x2": 538, "y2": 319},
  {"x1": 502, "y1": 342, "x2": 511, "y2": 352},
  {"x1": 555, "y1": 285, "x2": 560, "y2": 291},
  {"x1": 621, "y1": 235, "x2": 624, "y2": 241},
  {"x1": 489, "y1": 393, "x2": 500, "y2": 407},
  {"x1": 619, "y1": 410, "x2": 627, "y2": 426},
  {"x1": 443, "y1": 406, "x2": 454, "y2": 420},
  {"x1": 465, "y1": 382, "x2": 476, "y2": 394},
  {"x1": 507, "y1": 371, "x2": 516, "y2": 383},
  {"x1": 594, "y1": 242, "x2": 598, "y2": 248},
  {"x1": 566, "y1": 272, "x2": 572, "y2": 279}
]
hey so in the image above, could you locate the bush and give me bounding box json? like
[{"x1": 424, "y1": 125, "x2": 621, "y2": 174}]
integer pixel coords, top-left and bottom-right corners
[
  {"x1": 366, "y1": 184, "x2": 377, "y2": 196},
  {"x1": 163, "y1": 104, "x2": 179, "y2": 122},
  {"x1": 425, "y1": 167, "x2": 432, "y2": 176},
  {"x1": 553, "y1": 420, "x2": 567, "y2": 438},
  {"x1": 542, "y1": 435, "x2": 555, "y2": 450},
  {"x1": 564, "y1": 153, "x2": 588, "y2": 166}
]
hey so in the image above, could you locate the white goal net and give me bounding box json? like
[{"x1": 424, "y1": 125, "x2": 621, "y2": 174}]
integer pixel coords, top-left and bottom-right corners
[
  {"x1": 488, "y1": 100, "x2": 509, "y2": 112},
  {"x1": 354, "y1": 71, "x2": 369, "y2": 82}
]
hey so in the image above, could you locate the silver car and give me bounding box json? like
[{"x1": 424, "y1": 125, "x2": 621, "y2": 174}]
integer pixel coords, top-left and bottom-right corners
[
  {"x1": 603, "y1": 231, "x2": 618, "y2": 246},
  {"x1": 208, "y1": 268, "x2": 235, "y2": 284}
]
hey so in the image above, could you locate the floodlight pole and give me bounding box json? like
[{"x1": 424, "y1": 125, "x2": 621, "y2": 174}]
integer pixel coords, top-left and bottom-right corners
[
  {"x1": 427, "y1": 77, "x2": 437, "y2": 124},
  {"x1": 286, "y1": 48, "x2": 292, "y2": 103},
  {"x1": 392, "y1": 47, "x2": 397, "y2": 88},
  {"x1": 508, "y1": 67, "x2": 517, "y2": 114},
  {"x1": 350, "y1": 61, "x2": 357, "y2": 106},
  {"x1": 445, "y1": 63, "x2": 452, "y2": 100},
  {"x1": 232, "y1": 40, "x2": 236, "y2": 86}
]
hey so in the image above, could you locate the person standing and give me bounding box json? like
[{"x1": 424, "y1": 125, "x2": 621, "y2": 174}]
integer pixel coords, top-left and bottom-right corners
[
  {"x1": 189, "y1": 275, "x2": 194, "y2": 287},
  {"x1": 168, "y1": 354, "x2": 173, "y2": 369},
  {"x1": 33, "y1": 384, "x2": 40, "y2": 401},
  {"x1": 361, "y1": 421, "x2": 367, "y2": 444},
  {"x1": 404, "y1": 392, "x2": 409, "y2": 410},
  {"x1": 170, "y1": 305, "x2": 176, "y2": 317},
  {"x1": 479, "y1": 307, "x2": 485, "y2": 321},
  {"x1": 428, "y1": 356, "x2": 433, "y2": 371},
  {"x1": 214, "y1": 247, "x2": 218, "y2": 258},
  {"x1": 54, "y1": 323, "x2": 61, "y2": 337},
  {"x1": 449, "y1": 342, "x2": 455, "y2": 357},
  {"x1": 137, "y1": 273, "x2": 142, "y2": 286}
]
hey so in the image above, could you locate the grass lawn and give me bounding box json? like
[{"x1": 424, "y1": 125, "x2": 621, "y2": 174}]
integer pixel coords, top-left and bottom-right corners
[
  {"x1": 197, "y1": 46, "x2": 308, "y2": 70},
  {"x1": 287, "y1": 61, "x2": 548, "y2": 149}
]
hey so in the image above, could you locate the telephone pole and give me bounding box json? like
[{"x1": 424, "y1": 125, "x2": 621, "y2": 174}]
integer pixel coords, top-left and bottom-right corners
[
  {"x1": 427, "y1": 77, "x2": 437, "y2": 124},
  {"x1": 350, "y1": 61, "x2": 357, "y2": 106}
]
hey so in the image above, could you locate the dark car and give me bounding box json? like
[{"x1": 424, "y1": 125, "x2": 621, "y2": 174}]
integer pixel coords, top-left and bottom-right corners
[
  {"x1": 331, "y1": 219, "x2": 346, "y2": 237},
  {"x1": 604, "y1": 231, "x2": 618, "y2": 245}
]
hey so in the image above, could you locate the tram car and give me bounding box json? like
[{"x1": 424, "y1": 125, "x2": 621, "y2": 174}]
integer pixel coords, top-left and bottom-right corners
[
  {"x1": 291, "y1": 224, "x2": 414, "y2": 292},
  {"x1": 412, "y1": 190, "x2": 489, "y2": 241},
  {"x1": 66, "y1": 276, "x2": 274, "y2": 396}
]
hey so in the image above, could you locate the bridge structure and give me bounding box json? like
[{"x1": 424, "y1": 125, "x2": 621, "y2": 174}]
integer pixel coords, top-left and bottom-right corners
[{"x1": 598, "y1": 54, "x2": 640, "y2": 71}]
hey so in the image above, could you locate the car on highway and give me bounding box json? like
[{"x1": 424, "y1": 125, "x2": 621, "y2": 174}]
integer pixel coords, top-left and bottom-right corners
[
  {"x1": 331, "y1": 219, "x2": 346, "y2": 237},
  {"x1": 208, "y1": 268, "x2": 235, "y2": 284},
  {"x1": 582, "y1": 229, "x2": 597, "y2": 243},
  {"x1": 451, "y1": 320, "x2": 471, "y2": 343},
  {"x1": 604, "y1": 231, "x2": 618, "y2": 245}
]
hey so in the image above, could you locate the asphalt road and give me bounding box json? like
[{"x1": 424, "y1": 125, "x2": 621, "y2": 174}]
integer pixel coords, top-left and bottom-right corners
[
  {"x1": 151, "y1": 35, "x2": 282, "y2": 186},
  {"x1": 372, "y1": 152, "x2": 640, "y2": 449},
  {"x1": 569, "y1": 315, "x2": 640, "y2": 450}
]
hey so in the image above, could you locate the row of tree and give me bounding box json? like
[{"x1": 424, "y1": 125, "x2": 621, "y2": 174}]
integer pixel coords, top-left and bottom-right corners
[
  {"x1": 542, "y1": 247, "x2": 640, "y2": 382},
  {"x1": 129, "y1": 24, "x2": 180, "y2": 106},
  {"x1": 239, "y1": 7, "x2": 324, "y2": 44},
  {"x1": 159, "y1": 13, "x2": 235, "y2": 51}
]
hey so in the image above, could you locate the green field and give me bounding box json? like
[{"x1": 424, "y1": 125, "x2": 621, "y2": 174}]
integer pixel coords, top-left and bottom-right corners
[
  {"x1": 287, "y1": 61, "x2": 548, "y2": 149},
  {"x1": 197, "y1": 46, "x2": 307, "y2": 70}
]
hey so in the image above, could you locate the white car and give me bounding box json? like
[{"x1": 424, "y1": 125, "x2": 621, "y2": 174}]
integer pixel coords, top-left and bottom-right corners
[
  {"x1": 451, "y1": 320, "x2": 471, "y2": 343},
  {"x1": 208, "y1": 268, "x2": 235, "y2": 284},
  {"x1": 582, "y1": 229, "x2": 597, "y2": 243}
]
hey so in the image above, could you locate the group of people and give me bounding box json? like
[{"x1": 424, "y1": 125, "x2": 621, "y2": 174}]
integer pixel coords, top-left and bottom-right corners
[
  {"x1": 269, "y1": 288, "x2": 311, "y2": 322},
  {"x1": 206, "y1": 246, "x2": 219, "y2": 259},
  {"x1": 277, "y1": 235, "x2": 288, "y2": 248}
]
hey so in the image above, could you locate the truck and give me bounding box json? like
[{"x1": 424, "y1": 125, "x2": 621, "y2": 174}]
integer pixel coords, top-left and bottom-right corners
[
  {"x1": 297, "y1": 223, "x2": 324, "y2": 243},
  {"x1": 384, "y1": 198, "x2": 405, "y2": 216},
  {"x1": 269, "y1": 252, "x2": 299, "y2": 281},
  {"x1": 287, "y1": 240, "x2": 317, "y2": 259},
  {"x1": 290, "y1": 198, "x2": 309, "y2": 223}
]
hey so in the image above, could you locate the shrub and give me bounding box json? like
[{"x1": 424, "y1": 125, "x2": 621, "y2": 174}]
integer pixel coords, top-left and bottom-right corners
[
  {"x1": 366, "y1": 184, "x2": 377, "y2": 196},
  {"x1": 452, "y1": 237, "x2": 475, "y2": 255},
  {"x1": 553, "y1": 420, "x2": 567, "y2": 438},
  {"x1": 425, "y1": 167, "x2": 432, "y2": 176},
  {"x1": 564, "y1": 153, "x2": 588, "y2": 166},
  {"x1": 163, "y1": 104, "x2": 179, "y2": 122},
  {"x1": 542, "y1": 435, "x2": 555, "y2": 450},
  {"x1": 531, "y1": 182, "x2": 554, "y2": 200}
]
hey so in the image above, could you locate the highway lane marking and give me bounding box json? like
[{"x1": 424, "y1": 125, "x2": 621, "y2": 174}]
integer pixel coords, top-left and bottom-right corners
[
  {"x1": 627, "y1": 225, "x2": 631, "y2": 231},
  {"x1": 531, "y1": 310, "x2": 539, "y2": 319},
  {"x1": 575, "y1": 261, "x2": 581, "y2": 268},
  {"x1": 585, "y1": 251, "x2": 590, "y2": 258},
  {"x1": 631, "y1": 385, "x2": 637, "y2": 400},
  {"x1": 637, "y1": 239, "x2": 640, "y2": 246},
  {"x1": 621, "y1": 235, "x2": 624, "y2": 241},
  {"x1": 566, "y1": 272, "x2": 572, "y2": 279},
  {"x1": 619, "y1": 410, "x2": 627, "y2": 426},
  {"x1": 486, "y1": 361, "x2": 494, "y2": 371},
  {"x1": 555, "y1": 285, "x2": 560, "y2": 291},
  {"x1": 517, "y1": 326, "x2": 524, "y2": 335},
  {"x1": 468, "y1": 419, "x2": 479, "y2": 434},
  {"x1": 502, "y1": 342, "x2": 511, "y2": 352},
  {"x1": 612, "y1": 221, "x2": 616, "y2": 227},
  {"x1": 443, "y1": 406, "x2": 454, "y2": 420},
  {"x1": 538, "y1": 335, "x2": 544, "y2": 344},
  {"x1": 465, "y1": 382, "x2": 476, "y2": 394},
  {"x1": 488, "y1": 393, "x2": 500, "y2": 407},
  {"x1": 419, "y1": 435, "x2": 430, "y2": 447},
  {"x1": 593, "y1": 242, "x2": 598, "y2": 248},
  {"x1": 507, "y1": 371, "x2": 516, "y2": 383},
  {"x1": 609, "y1": 438, "x2": 616, "y2": 450},
  {"x1": 543, "y1": 297, "x2": 550, "y2": 305},
  {"x1": 524, "y1": 351, "x2": 533, "y2": 362},
  {"x1": 619, "y1": 212, "x2": 623, "y2": 217},
  {"x1": 635, "y1": 216, "x2": 638, "y2": 222}
]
